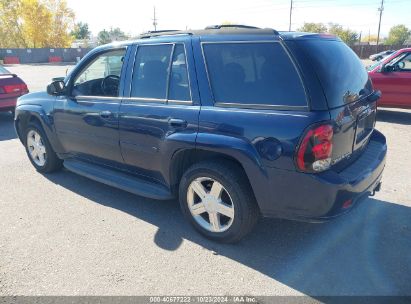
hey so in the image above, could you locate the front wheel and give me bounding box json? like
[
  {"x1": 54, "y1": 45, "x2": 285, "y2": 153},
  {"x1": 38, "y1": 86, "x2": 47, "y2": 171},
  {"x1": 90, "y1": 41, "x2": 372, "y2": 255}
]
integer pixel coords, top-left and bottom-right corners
[
  {"x1": 24, "y1": 122, "x2": 62, "y2": 173},
  {"x1": 179, "y1": 161, "x2": 259, "y2": 243}
]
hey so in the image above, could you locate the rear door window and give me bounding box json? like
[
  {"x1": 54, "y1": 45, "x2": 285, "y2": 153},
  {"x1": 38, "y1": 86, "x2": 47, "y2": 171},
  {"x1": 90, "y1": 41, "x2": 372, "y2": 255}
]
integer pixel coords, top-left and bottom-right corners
[
  {"x1": 169, "y1": 44, "x2": 191, "y2": 101},
  {"x1": 131, "y1": 44, "x2": 172, "y2": 100},
  {"x1": 202, "y1": 42, "x2": 306, "y2": 107}
]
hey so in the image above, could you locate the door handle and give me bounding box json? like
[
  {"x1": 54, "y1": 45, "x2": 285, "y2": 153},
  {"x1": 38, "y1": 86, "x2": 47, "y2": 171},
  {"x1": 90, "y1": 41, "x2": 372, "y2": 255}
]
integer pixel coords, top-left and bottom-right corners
[
  {"x1": 168, "y1": 118, "x2": 187, "y2": 128},
  {"x1": 99, "y1": 111, "x2": 112, "y2": 119}
]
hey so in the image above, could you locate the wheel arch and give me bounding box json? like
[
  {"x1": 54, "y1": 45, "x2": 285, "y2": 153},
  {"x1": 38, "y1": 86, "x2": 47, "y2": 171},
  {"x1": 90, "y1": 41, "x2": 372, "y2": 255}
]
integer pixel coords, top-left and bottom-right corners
[
  {"x1": 168, "y1": 147, "x2": 267, "y2": 209},
  {"x1": 15, "y1": 105, "x2": 64, "y2": 153}
]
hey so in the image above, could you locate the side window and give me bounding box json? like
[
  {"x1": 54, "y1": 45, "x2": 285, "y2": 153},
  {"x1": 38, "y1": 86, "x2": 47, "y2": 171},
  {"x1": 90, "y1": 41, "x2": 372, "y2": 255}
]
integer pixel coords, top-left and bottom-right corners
[
  {"x1": 395, "y1": 53, "x2": 411, "y2": 71},
  {"x1": 169, "y1": 44, "x2": 190, "y2": 101},
  {"x1": 203, "y1": 42, "x2": 306, "y2": 107},
  {"x1": 131, "y1": 44, "x2": 172, "y2": 99},
  {"x1": 73, "y1": 49, "x2": 126, "y2": 97}
]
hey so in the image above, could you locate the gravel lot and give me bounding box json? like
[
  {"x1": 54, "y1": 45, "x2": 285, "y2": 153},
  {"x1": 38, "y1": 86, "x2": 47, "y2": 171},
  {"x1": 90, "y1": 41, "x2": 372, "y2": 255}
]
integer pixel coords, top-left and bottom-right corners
[{"x1": 0, "y1": 64, "x2": 410, "y2": 296}]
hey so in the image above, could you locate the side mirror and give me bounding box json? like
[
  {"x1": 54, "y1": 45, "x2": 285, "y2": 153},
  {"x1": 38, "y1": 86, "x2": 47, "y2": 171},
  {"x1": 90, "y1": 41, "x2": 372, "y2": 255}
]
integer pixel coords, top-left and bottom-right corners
[{"x1": 47, "y1": 80, "x2": 65, "y2": 96}]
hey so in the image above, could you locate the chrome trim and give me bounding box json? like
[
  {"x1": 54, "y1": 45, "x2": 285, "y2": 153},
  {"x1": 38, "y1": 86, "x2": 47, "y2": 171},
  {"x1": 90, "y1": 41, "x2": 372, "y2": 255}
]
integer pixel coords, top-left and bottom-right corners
[
  {"x1": 122, "y1": 97, "x2": 166, "y2": 104},
  {"x1": 214, "y1": 102, "x2": 308, "y2": 111},
  {"x1": 200, "y1": 40, "x2": 309, "y2": 110},
  {"x1": 75, "y1": 95, "x2": 121, "y2": 101},
  {"x1": 168, "y1": 99, "x2": 193, "y2": 105}
]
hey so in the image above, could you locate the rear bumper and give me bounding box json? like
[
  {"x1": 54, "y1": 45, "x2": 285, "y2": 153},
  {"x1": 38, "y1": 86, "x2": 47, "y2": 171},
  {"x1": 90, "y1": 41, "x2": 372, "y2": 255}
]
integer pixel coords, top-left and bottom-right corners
[
  {"x1": 259, "y1": 130, "x2": 387, "y2": 221},
  {"x1": 0, "y1": 96, "x2": 17, "y2": 111}
]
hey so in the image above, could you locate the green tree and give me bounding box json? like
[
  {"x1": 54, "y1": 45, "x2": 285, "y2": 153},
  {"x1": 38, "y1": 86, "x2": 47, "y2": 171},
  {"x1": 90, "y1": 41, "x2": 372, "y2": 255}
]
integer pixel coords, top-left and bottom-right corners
[
  {"x1": 297, "y1": 22, "x2": 327, "y2": 33},
  {"x1": 71, "y1": 22, "x2": 90, "y2": 40},
  {"x1": 97, "y1": 28, "x2": 128, "y2": 45},
  {"x1": 328, "y1": 23, "x2": 358, "y2": 45},
  {"x1": 385, "y1": 25, "x2": 410, "y2": 45},
  {"x1": 97, "y1": 29, "x2": 111, "y2": 45}
]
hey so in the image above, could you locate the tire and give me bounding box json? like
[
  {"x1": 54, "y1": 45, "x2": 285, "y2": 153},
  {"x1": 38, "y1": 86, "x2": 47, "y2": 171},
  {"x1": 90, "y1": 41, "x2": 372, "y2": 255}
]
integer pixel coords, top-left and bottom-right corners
[
  {"x1": 24, "y1": 121, "x2": 63, "y2": 173},
  {"x1": 179, "y1": 160, "x2": 260, "y2": 243}
]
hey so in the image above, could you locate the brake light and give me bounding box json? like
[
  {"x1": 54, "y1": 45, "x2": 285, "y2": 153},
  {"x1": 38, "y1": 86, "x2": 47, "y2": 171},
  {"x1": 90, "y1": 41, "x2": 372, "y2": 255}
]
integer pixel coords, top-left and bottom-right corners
[
  {"x1": 296, "y1": 124, "x2": 334, "y2": 173},
  {"x1": 0, "y1": 83, "x2": 29, "y2": 94}
]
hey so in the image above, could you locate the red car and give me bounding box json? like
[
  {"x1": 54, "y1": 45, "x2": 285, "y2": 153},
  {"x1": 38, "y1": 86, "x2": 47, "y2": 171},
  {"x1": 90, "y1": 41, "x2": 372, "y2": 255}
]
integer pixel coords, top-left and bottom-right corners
[
  {"x1": 367, "y1": 48, "x2": 411, "y2": 109},
  {"x1": 0, "y1": 65, "x2": 29, "y2": 113}
]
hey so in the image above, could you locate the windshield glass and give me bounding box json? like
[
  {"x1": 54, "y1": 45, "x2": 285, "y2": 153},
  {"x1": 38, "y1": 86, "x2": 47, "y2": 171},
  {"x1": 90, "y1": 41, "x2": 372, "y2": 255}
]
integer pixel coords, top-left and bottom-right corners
[
  {"x1": 366, "y1": 61, "x2": 382, "y2": 72},
  {"x1": 366, "y1": 51, "x2": 399, "y2": 71},
  {"x1": 0, "y1": 66, "x2": 10, "y2": 74}
]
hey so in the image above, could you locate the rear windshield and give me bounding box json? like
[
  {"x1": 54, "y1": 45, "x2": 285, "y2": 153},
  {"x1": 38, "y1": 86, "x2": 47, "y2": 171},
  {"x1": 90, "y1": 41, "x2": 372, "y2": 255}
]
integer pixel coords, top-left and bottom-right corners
[
  {"x1": 296, "y1": 40, "x2": 371, "y2": 108},
  {"x1": 203, "y1": 42, "x2": 307, "y2": 107}
]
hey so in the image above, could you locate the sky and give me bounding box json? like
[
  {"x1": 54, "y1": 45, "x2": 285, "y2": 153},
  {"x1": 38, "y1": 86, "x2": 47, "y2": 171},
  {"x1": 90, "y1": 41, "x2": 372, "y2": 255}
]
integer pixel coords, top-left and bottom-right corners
[{"x1": 66, "y1": 0, "x2": 411, "y2": 38}]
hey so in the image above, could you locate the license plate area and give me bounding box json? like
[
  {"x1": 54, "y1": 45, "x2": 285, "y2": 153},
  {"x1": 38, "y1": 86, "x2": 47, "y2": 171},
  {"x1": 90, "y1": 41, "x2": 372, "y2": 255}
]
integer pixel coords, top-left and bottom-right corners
[{"x1": 353, "y1": 108, "x2": 376, "y2": 150}]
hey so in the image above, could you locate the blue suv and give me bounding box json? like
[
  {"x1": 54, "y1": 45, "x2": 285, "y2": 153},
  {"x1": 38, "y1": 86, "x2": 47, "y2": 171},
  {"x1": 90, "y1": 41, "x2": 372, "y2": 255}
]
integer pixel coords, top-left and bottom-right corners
[{"x1": 15, "y1": 26, "x2": 387, "y2": 242}]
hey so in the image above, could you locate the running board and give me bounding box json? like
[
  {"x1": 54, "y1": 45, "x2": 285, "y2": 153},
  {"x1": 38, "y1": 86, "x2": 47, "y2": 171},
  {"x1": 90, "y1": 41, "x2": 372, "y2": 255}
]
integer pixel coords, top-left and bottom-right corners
[{"x1": 63, "y1": 159, "x2": 174, "y2": 200}]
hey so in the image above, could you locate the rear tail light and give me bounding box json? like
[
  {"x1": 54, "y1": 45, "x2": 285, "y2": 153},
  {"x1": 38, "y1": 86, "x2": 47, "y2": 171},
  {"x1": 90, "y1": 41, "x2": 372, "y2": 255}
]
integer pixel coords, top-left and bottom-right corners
[
  {"x1": 0, "y1": 83, "x2": 29, "y2": 94},
  {"x1": 296, "y1": 123, "x2": 334, "y2": 173}
]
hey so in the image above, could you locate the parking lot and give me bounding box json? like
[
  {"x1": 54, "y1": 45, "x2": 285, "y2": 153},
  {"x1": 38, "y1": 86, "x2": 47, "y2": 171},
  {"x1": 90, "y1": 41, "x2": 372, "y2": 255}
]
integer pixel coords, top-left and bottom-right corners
[{"x1": 0, "y1": 64, "x2": 410, "y2": 296}]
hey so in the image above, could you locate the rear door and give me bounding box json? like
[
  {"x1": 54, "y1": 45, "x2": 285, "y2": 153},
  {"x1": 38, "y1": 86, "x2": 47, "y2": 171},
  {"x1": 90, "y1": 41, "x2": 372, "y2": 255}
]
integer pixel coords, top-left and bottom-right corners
[{"x1": 118, "y1": 38, "x2": 200, "y2": 184}]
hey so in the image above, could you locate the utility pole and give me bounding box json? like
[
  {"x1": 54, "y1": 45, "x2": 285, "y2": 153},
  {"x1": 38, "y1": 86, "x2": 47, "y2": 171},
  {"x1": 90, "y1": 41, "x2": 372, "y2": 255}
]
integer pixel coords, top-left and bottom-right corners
[
  {"x1": 152, "y1": 6, "x2": 158, "y2": 31},
  {"x1": 288, "y1": 0, "x2": 293, "y2": 31},
  {"x1": 376, "y1": 0, "x2": 384, "y2": 51}
]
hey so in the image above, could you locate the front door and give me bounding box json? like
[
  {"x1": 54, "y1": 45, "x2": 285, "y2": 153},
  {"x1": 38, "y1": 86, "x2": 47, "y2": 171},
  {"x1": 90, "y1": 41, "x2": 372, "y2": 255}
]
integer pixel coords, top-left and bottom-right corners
[
  {"x1": 119, "y1": 40, "x2": 200, "y2": 184},
  {"x1": 375, "y1": 52, "x2": 411, "y2": 108},
  {"x1": 54, "y1": 48, "x2": 127, "y2": 164}
]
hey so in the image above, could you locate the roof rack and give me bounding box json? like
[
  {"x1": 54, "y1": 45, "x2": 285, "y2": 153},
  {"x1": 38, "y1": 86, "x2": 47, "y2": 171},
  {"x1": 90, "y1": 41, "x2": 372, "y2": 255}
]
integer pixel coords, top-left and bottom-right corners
[
  {"x1": 140, "y1": 30, "x2": 183, "y2": 38},
  {"x1": 205, "y1": 24, "x2": 260, "y2": 30},
  {"x1": 205, "y1": 24, "x2": 280, "y2": 35}
]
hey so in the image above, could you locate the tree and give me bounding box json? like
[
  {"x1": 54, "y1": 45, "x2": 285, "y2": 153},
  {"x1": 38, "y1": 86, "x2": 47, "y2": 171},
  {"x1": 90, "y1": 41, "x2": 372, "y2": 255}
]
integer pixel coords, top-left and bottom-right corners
[
  {"x1": 297, "y1": 22, "x2": 327, "y2": 33},
  {"x1": 328, "y1": 23, "x2": 358, "y2": 45},
  {"x1": 45, "y1": 0, "x2": 75, "y2": 47},
  {"x1": 97, "y1": 29, "x2": 111, "y2": 45},
  {"x1": 109, "y1": 27, "x2": 128, "y2": 41},
  {"x1": 97, "y1": 28, "x2": 128, "y2": 45},
  {"x1": 361, "y1": 34, "x2": 378, "y2": 43},
  {"x1": 20, "y1": 0, "x2": 53, "y2": 48},
  {"x1": 71, "y1": 22, "x2": 90, "y2": 40},
  {"x1": 385, "y1": 25, "x2": 410, "y2": 45},
  {"x1": 0, "y1": 0, "x2": 75, "y2": 48},
  {"x1": 0, "y1": 0, "x2": 29, "y2": 47}
]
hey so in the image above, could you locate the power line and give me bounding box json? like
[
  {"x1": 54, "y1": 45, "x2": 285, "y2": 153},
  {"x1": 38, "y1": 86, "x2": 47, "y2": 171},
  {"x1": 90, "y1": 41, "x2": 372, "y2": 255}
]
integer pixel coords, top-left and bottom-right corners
[{"x1": 289, "y1": 0, "x2": 293, "y2": 31}]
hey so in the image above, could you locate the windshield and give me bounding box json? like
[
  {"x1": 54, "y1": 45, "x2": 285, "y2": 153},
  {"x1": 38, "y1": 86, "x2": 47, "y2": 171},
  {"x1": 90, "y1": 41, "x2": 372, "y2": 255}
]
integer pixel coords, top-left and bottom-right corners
[
  {"x1": 0, "y1": 65, "x2": 10, "y2": 74},
  {"x1": 366, "y1": 50, "x2": 399, "y2": 71},
  {"x1": 366, "y1": 61, "x2": 382, "y2": 72}
]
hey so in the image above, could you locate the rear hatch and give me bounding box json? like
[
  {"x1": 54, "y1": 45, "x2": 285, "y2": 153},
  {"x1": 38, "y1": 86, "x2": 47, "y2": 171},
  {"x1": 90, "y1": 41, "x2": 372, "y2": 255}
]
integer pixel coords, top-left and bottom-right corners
[{"x1": 287, "y1": 37, "x2": 379, "y2": 169}]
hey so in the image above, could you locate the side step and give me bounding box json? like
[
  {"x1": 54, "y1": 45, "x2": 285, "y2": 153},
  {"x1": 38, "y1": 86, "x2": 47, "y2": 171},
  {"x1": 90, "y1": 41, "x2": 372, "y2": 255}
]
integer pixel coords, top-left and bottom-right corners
[{"x1": 63, "y1": 159, "x2": 174, "y2": 200}]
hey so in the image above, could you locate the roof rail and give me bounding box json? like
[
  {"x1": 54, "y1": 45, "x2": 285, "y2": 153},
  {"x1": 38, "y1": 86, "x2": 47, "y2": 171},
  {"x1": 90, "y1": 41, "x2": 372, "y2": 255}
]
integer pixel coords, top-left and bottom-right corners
[
  {"x1": 205, "y1": 24, "x2": 280, "y2": 35},
  {"x1": 140, "y1": 30, "x2": 182, "y2": 38},
  {"x1": 205, "y1": 24, "x2": 260, "y2": 30}
]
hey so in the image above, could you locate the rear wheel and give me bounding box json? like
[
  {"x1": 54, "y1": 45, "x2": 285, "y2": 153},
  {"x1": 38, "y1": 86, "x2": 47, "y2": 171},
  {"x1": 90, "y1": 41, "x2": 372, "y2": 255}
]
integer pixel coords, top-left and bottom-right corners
[
  {"x1": 24, "y1": 122, "x2": 62, "y2": 173},
  {"x1": 179, "y1": 161, "x2": 259, "y2": 243}
]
